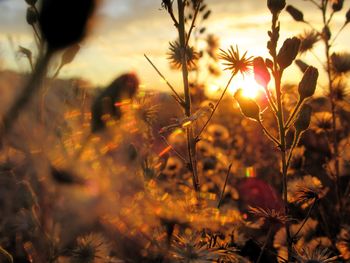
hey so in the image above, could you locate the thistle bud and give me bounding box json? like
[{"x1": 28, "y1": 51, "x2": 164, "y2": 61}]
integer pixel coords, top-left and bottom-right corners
[
  {"x1": 332, "y1": 0, "x2": 344, "y2": 12},
  {"x1": 39, "y1": 0, "x2": 95, "y2": 51},
  {"x1": 25, "y1": 0, "x2": 37, "y2": 6},
  {"x1": 253, "y1": 57, "x2": 271, "y2": 87},
  {"x1": 298, "y1": 66, "x2": 319, "y2": 101},
  {"x1": 234, "y1": 89, "x2": 261, "y2": 122},
  {"x1": 277, "y1": 37, "x2": 301, "y2": 70},
  {"x1": 26, "y1": 7, "x2": 37, "y2": 25},
  {"x1": 286, "y1": 5, "x2": 304, "y2": 22},
  {"x1": 294, "y1": 104, "x2": 312, "y2": 132},
  {"x1": 267, "y1": 0, "x2": 286, "y2": 14},
  {"x1": 322, "y1": 26, "x2": 331, "y2": 41}
]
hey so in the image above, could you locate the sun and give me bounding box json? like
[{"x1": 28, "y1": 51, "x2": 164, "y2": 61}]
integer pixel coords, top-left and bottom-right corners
[{"x1": 229, "y1": 74, "x2": 262, "y2": 99}]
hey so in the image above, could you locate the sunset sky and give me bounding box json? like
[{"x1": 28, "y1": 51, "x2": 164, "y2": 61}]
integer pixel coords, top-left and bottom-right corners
[{"x1": 0, "y1": 0, "x2": 349, "y2": 95}]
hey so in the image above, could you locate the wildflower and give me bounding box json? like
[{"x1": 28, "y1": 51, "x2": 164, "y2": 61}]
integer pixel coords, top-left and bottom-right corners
[
  {"x1": 207, "y1": 124, "x2": 230, "y2": 143},
  {"x1": 70, "y1": 233, "x2": 110, "y2": 263},
  {"x1": 294, "y1": 247, "x2": 338, "y2": 262},
  {"x1": 286, "y1": 5, "x2": 304, "y2": 22},
  {"x1": 298, "y1": 30, "x2": 320, "y2": 54},
  {"x1": 294, "y1": 104, "x2": 312, "y2": 134},
  {"x1": 168, "y1": 41, "x2": 199, "y2": 70},
  {"x1": 277, "y1": 37, "x2": 301, "y2": 70},
  {"x1": 288, "y1": 175, "x2": 326, "y2": 208},
  {"x1": 171, "y1": 233, "x2": 219, "y2": 262},
  {"x1": 39, "y1": 0, "x2": 96, "y2": 50},
  {"x1": 336, "y1": 226, "x2": 350, "y2": 260},
  {"x1": 253, "y1": 57, "x2": 271, "y2": 87},
  {"x1": 332, "y1": 0, "x2": 344, "y2": 12},
  {"x1": 331, "y1": 52, "x2": 350, "y2": 75},
  {"x1": 298, "y1": 66, "x2": 319, "y2": 101},
  {"x1": 26, "y1": 7, "x2": 37, "y2": 25},
  {"x1": 249, "y1": 206, "x2": 287, "y2": 225},
  {"x1": 331, "y1": 81, "x2": 349, "y2": 102},
  {"x1": 219, "y1": 45, "x2": 253, "y2": 75},
  {"x1": 311, "y1": 111, "x2": 341, "y2": 134},
  {"x1": 234, "y1": 89, "x2": 260, "y2": 122},
  {"x1": 267, "y1": 0, "x2": 286, "y2": 14}
]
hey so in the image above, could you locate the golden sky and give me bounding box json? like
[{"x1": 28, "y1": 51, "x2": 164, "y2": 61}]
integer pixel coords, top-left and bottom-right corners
[{"x1": 0, "y1": 0, "x2": 349, "y2": 95}]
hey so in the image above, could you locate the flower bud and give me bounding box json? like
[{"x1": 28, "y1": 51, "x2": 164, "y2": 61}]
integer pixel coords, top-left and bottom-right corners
[
  {"x1": 267, "y1": 0, "x2": 286, "y2": 14},
  {"x1": 25, "y1": 0, "x2": 37, "y2": 6},
  {"x1": 294, "y1": 104, "x2": 312, "y2": 132},
  {"x1": 234, "y1": 89, "x2": 261, "y2": 122},
  {"x1": 61, "y1": 44, "x2": 80, "y2": 66},
  {"x1": 277, "y1": 37, "x2": 301, "y2": 70},
  {"x1": 298, "y1": 66, "x2": 319, "y2": 101},
  {"x1": 253, "y1": 57, "x2": 271, "y2": 87},
  {"x1": 265, "y1": 58, "x2": 274, "y2": 69},
  {"x1": 286, "y1": 5, "x2": 304, "y2": 22},
  {"x1": 39, "y1": 0, "x2": 95, "y2": 51},
  {"x1": 26, "y1": 7, "x2": 37, "y2": 25},
  {"x1": 332, "y1": 0, "x2": 344, "y2": 12}
]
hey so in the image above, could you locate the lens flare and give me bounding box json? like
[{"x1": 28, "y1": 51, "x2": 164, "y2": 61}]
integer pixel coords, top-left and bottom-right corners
[{"x1": 229, "y1": 74, "x2": 261, "y2": 99}]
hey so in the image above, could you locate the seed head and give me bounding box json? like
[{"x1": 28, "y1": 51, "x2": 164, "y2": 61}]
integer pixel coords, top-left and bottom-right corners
[
  {"x1": 168, "y1": 41, "x2": 198, "y2": 70},
  {"x1": 234, "y1": 89, "x2": 260, "y2": 122},
  {"x1": 298, "y1": 66, "x2": 319, "y2": 101},
  {"x1": 286, "y1": 5, "x2": 304, "y2": 22},
  {"x1": 253, "y1": 57, "x2": 271, "y2": 87},
  {"x1": 219, "y1": 45, "x2": 253, "y2": 76},
  {"x1": 277, "y1": 37, "x2": 301, "y2": 70},
  {"x1": 298, "y1": 30, "x2": 320, "y2": 54}
]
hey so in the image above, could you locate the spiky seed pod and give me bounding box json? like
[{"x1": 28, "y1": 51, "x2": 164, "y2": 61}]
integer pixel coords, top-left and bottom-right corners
[
  {"x1": 332, "y1": 0, "x2": 344, "y2": 12},
  {"x1": 295, "y1": 59, "x2": 309, "y2": 73},
  {"x1": 286, "y1": 5, "x2": 304, "y2": 22},
  {"x1": 39, "y1": 0, "x2": 95, "y2": 51},
  {"x1": 294, "y1": 104, "x2": 312, "y2": 133},
  {"x1": 25, "y1": 0, "x2": 37, "y2": 6},
  {"x1": 277, "y1": 37, "x2": 301, "y2": 70},
  {"x1": 267, "y1": 0, "x2": 286, "y2": 14},
  {"x1": 298, "y1": 66, "x2": 319, "y2": 101},
  {"x1": 322, "y1": 26, "x2": 331, "y2": 41},
  {"x1": 234, "y1": 89, "x2": 260, "y2": 122},
  {"x1": 298, "y1": 30, "x2": 320, "y2": 54},
  {"x1": 26, "y1": 7, "x2": 37, "y2": 25},
  {"x1": 253, "y1": 57, "x2": 271, "y2": 87},
  {"x1": 168, "y1": 41, "x2": 199, "y2": 70},
  {"x1": 91, "y1": 73, "x2": 139, "y2": 133}
]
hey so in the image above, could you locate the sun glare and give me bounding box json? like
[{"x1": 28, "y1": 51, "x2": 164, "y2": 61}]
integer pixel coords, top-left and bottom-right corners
[{"x1": 228, "y1": 74, "x2": 261, "y2": 99}]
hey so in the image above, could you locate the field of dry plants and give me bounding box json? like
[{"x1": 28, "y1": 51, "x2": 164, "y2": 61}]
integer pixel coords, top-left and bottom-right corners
[{"x1": 0, "y1": 0, "x2": 350, "y2": 262}]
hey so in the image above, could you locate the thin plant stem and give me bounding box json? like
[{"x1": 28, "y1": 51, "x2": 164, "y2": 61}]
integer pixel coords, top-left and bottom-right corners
[
  {"x1": 256, "y1": 226, "x2": 273, "y2": 263},
  {"x1": 292, "y1": 198, "x2": 317, "y2": 240},
  {"x1": 144, "y1": 54, "x2": 185, "y2": 106},
  {"x1": 263, "y1": 84, "x2": 278, "y2": 113},
  {"x1": 259, "y1": 121, "x2": 280, "y2": 146},
  {"x1": 160, "y1": 135, "x2": 188, "y2": 163},
  {"x1": 285, "y1": 99, "x2": 303, "y2": 129},
  {"x1": 330, "y1": 23, "x2": 348, "y2": 46},
  {"x1": 185, "y1": 1, "x2": 201, "y2": 47},
  {"x1": 217, "y1": 163, "x2": 233, "y2": 208},
  {"x1": 0, "y1": 48, "x2": 53, "y2": 141},
  {"x1": 177, "y1": 0, "x2": 199, "y2": 192},
  {"x1": 195, "y1": 73, "x2": 235, "y2": 141}
]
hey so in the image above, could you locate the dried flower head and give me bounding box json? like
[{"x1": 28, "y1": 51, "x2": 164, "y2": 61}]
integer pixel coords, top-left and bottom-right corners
[
  {"x1": 298, "y1": 30, "x2": 320, "y2": 54},
  {"x1": 295, "y1": 247, "x2": 338, "y2": 263},
  {"x1": 249, "y1": 206, "x2": 287, "y2": 225},
  {"x1": 168, "y1": 41, "x2": 199, "y2": 70},
  {"x1": 219, "y1": 45, "x2": 253, "y2": 75},
  {"x1": 336, "y1": 225, "x2": 350, "y2": 260},
  {"x1": 70, "y1": 233, "x2": 109, "y2": 263},
  {"x1": 311, "y1": 111, "x2": 341, "y2": 133},
  {"x1": 331, "y1": 52, "x2": 350, "y2": 75},
  {"x1": 267, "y1": 0, "x2": 286, "y2": 14},
  {"x1": 288, "y1": 175, "x2": 326, "y2": 208}
]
